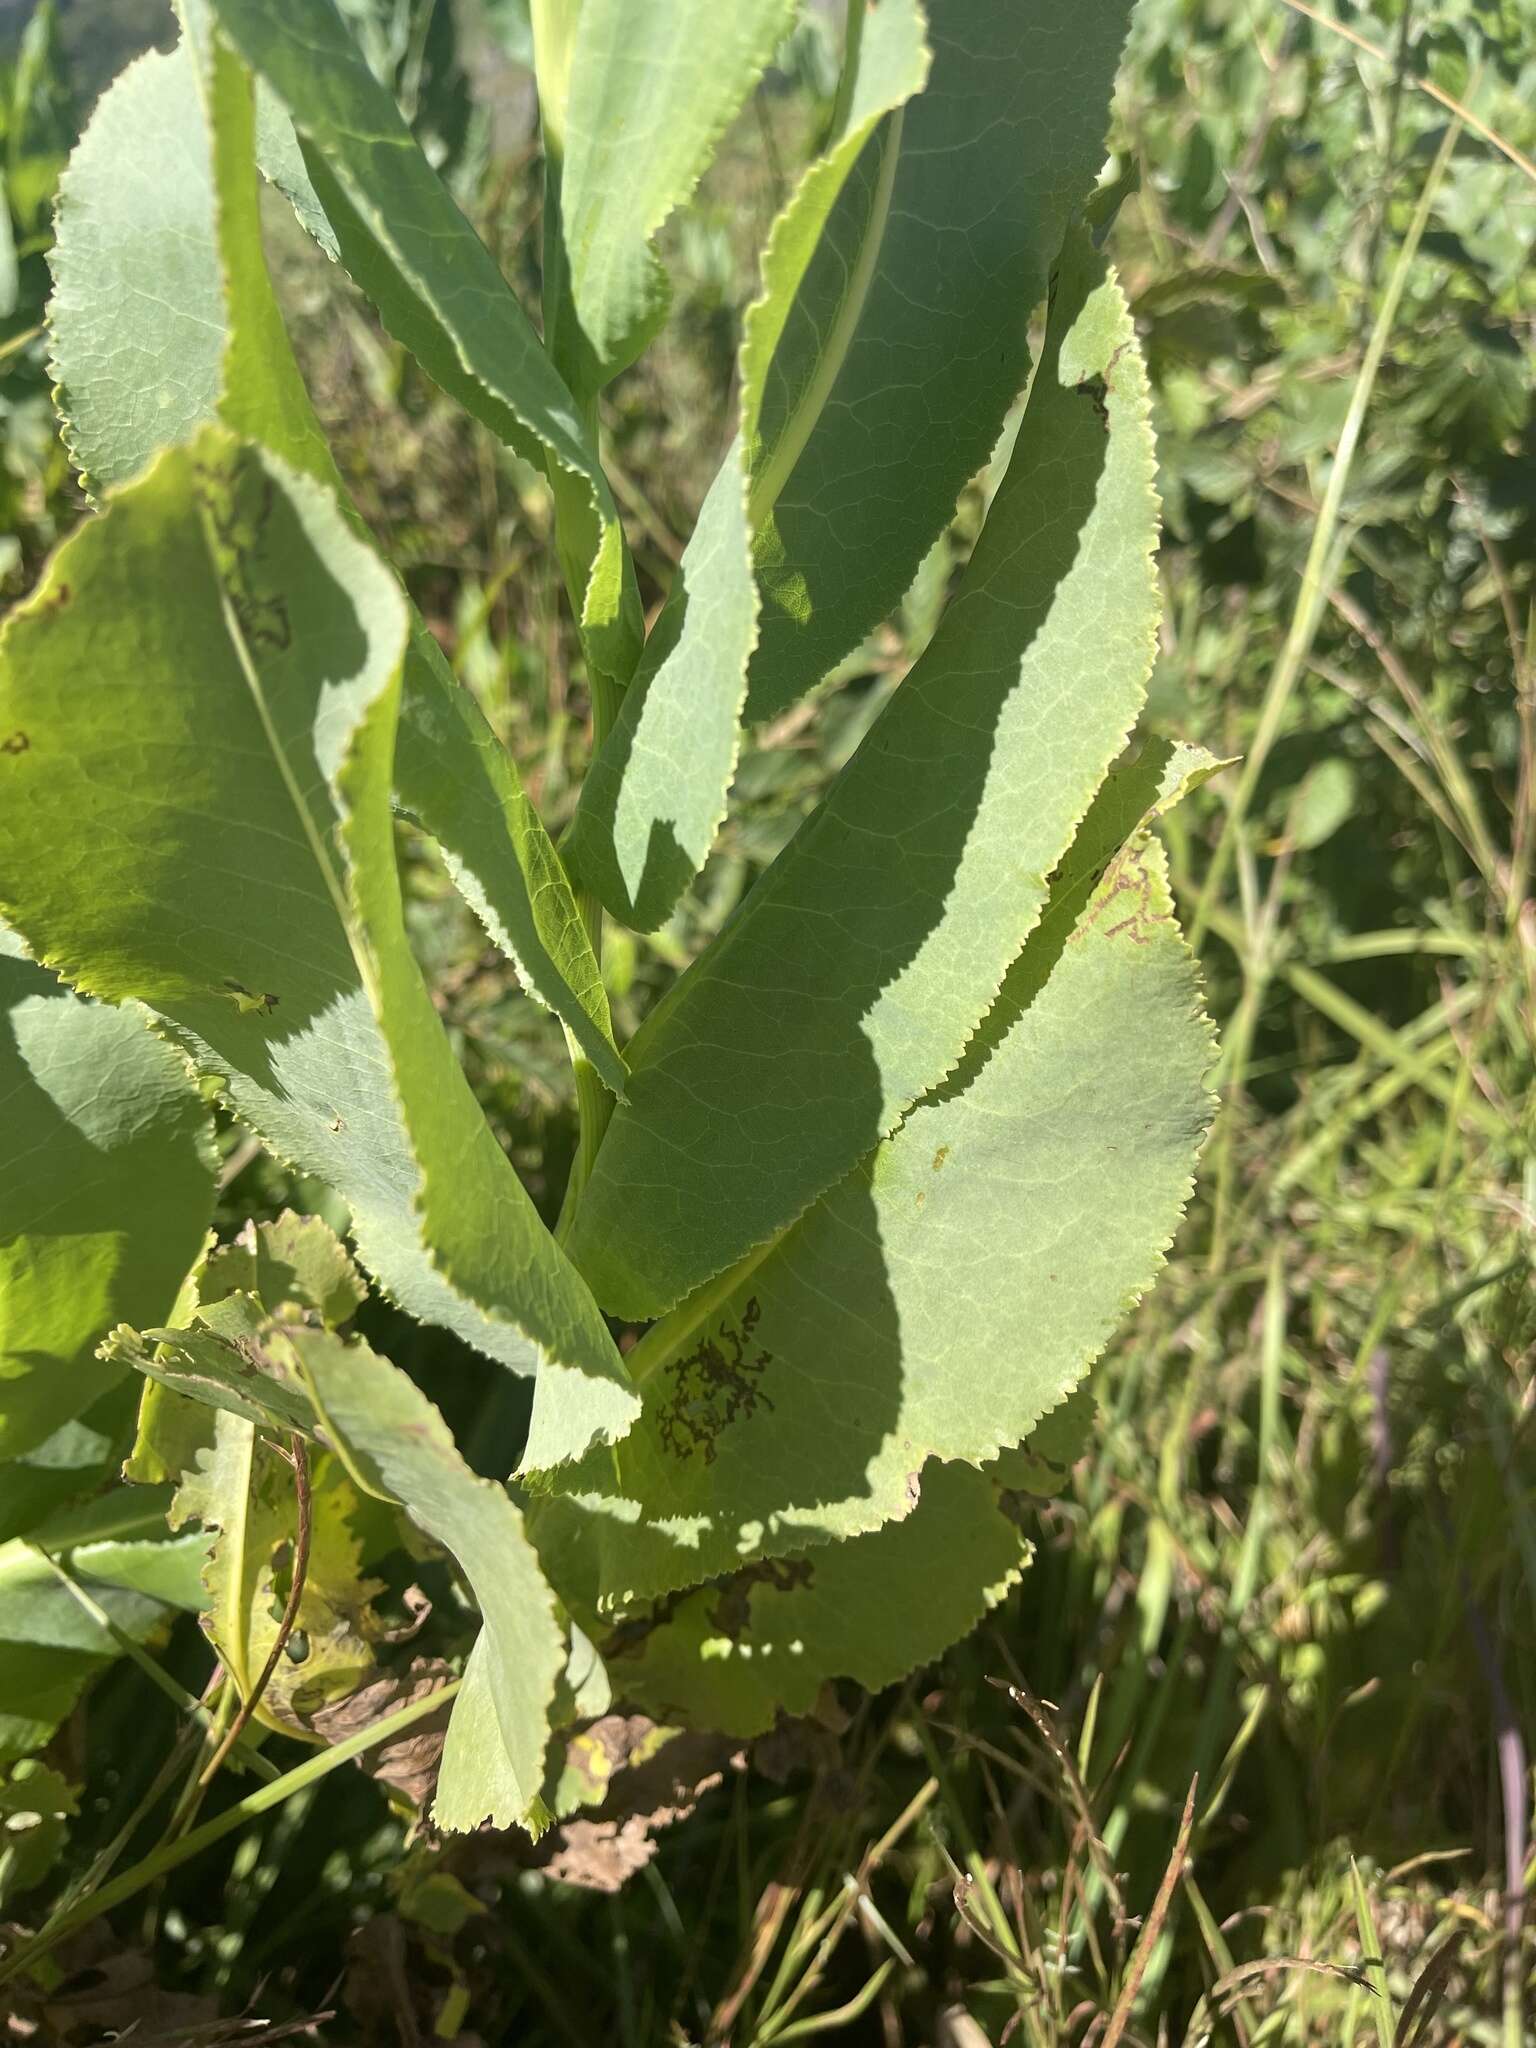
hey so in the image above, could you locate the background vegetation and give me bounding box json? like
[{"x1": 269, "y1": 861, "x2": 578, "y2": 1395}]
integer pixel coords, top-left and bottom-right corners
[{"x1": 0, "y1": 0, "x2": 1531, "y2": 2040}]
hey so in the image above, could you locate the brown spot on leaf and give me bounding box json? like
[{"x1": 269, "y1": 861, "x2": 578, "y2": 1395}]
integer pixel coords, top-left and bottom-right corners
[
  {"x1": 1, "y1": 730, "x2": 28, "y2": 755},
  {"x1": 932, "y1": 1144, "x2": 950, "y2": 1171}
]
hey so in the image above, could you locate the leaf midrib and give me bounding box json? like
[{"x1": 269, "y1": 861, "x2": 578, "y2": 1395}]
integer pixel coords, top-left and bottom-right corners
[
  {"x1": 194, "y1": 484, "x2": 378, "y2": 1012},
  {"x1": 746, "y1": 106, "x2": 904, "y2": 532}
]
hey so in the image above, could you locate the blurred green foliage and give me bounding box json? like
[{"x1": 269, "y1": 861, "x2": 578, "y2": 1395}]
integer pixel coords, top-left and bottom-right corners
[{"x1": 0, "y1": 0, "x2": 1531, "y2": 2041}]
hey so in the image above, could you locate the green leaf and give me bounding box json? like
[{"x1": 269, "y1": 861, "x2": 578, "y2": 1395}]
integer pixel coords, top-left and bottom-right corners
[
  {"x1": 745, "y1": 0, "x2": 1138, "y2": 724},
  {"x1": 563, "y1": 448, "x2": 759, "y2": 930},
  {"x1": 118, "y1": 1301, "x2": 564, "y2": 1833},
  {"x1": 737, "y1": 0, "x2": 930, "y2": 471},
  {"x1": 46, "y1": 24, "x2": 626, "y2": 1103},
  {"x1": 207, "y1": 0, "x2": 641, "y2": 690},
  {"x1": 108, "y1": 1295, "x2": 324, "y2": 1442},
  {"x1": 45, "y1": 46, "x2": 224, "y2": 497},
  {"x1": 561, "y1": 0, "x2": 930, "y2": 932},
  {"x1": 546, "y1": 0, "x2": 797, "y2": 397},
  {"x1": 435, "y1": 1635, "x2": 553, "y2": 1838},
  {"x1": 0, "y1": 1391, "x2": 140, "y2": 1544},
  {"x1": 175, "y1": 1428, "x2": 386, "y2": 1734},
  {"x1": 389, "y1": 642, "x2": 629, "y2": 1101},
  {"x1": 170, "y1": 1407, "x2": 265, "y2": 1700},
  {"x1": 610, "y1": 1462, "x2": 1027, "y2": 1736},
  {"x1": 203, "y1": 1212, "x2": 367, "y2": 1330},
  {"x1": 0, "y1": 949, "x2": 215, "y2": 1461},
  {"x1": 987, "y1": 1383, "x2": 1096, "y2": 1500},
  {"x1": 536, "y1": 826, "x2": 1212, "y2": 1612},
  {"x1": 568, "y1": 240, "x2": 1163, "y2": 1319},
  {"x1": 0, "y1": 430, "x2": 634, "y2": 1463},
  {"x1": 0, "y1": 1759, "x2": 76, "y2": 1910},
  {"x1": 0, "y1": 1507, "x2": 208, "y2": 1761}
]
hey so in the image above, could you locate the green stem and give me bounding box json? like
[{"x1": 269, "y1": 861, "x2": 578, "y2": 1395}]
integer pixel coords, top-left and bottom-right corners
[
  {"x1": 826, "y1": 0, "x2": 867, "y2": 148},
  {"x1": 558, "y1": 646, "x2": 619, "y2": 1239},
  {"x1": 529, "y1": 31, "x2": 623, "y2": 1226},
  {"x1": 30, "y1": 1548, "x2": 278, "y2": 1783},
  {"x1": 0, "y1": 1678, "x2": 462, "y2": 1992}
]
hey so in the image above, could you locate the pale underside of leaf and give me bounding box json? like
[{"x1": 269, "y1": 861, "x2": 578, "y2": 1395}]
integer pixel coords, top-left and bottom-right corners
[
  {"x1": 0, "y1": 433, "x2": 634, "y2": 1464},
  {"x1": 568, "y1": 240, "x2": 1163, "y2": 1322},
  {"x1": 288, "y1": 1324, "x2": 565, "y2": 1833},
  {"x1": 45, "y1": 44, "x2": 223, "y2": 497}
]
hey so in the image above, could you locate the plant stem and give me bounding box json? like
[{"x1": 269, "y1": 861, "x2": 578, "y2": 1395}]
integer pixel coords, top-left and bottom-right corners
[
  {"x1": 30, "y1": 1548, "x2": 278, "y2": 1783},
  {"x1": 826, "y1": 0, "x2": 866, "y2": 148},
  {"x1": 0, "y1": 1678, "x2": 462, "y2": 1992},
  {"x1": 528, "y1": 12, "x2": 623, "y2": 1227}
]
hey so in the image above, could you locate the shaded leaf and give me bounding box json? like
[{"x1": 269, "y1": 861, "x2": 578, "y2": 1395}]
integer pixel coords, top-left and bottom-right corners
[
  {"x1": 0, "y1": 1502, "x2": 207, "y2": 1760},
  {"x1": 745, "y1": 0, "x2": 1138, "y2": 724},
  {"x1": 0, "y1": 1759, "x2": 76, "y2": 1910},
  {"x1": 561, "y1": 0, "x2": 930, "y2": 931},
  {"x1": 537, "y1": 829, "x2": 1212, "y2": 1613},
  {"x1": 569, "y1": 241, "x2": 1162, "y2": 1319}
]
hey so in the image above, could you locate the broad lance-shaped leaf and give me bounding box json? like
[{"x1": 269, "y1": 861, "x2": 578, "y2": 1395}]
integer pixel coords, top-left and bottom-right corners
[
  {"x1": 745, "y1": 0, "x2": 1137, "y2": 725},
  {"x1": 534, "y1": 809, "x2": 1214, "y2": 1612},
  {"x1": 0, "y1": 429, "x2": 634, "y2": 1462},
  {"x1": 42, "y1": 36, "x2": 634, "y2": 1456},
  {"x1": 568, "y1": 238, "x2": 1162, "y2": 1319},
  {"x1": 0, "y1": 938, "x2": 215, "y2": 1462},
  {"x1": 543, "y1": 0, "x2": 796, "y2": 398},
  {"x1": 46, "y1": 31, "x2": 624, "y2": 1103},
  {"x1": 562, "y1": 0, "x2": 930, "y2": 931},
  {"x1": 110, "y1": 1306, "x2": 564, "y2": 1833},
  {"x1": 205, "y1": 0, "x2": 641, "y2": 692},
  {"x1": 608, "y1": 1463, "x2": 1027, "y2": 1738}
]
